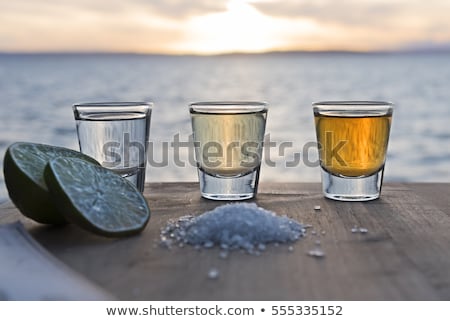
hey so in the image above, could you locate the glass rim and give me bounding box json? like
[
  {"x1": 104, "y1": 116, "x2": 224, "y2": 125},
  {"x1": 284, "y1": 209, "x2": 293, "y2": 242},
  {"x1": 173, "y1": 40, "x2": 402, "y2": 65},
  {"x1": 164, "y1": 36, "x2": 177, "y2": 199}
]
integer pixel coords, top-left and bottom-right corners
[
  {"x1": 313, "y1": 101, "x2": 393, "y2": 116},
  {"x1": 73, "y1": 101, "x2": 153, "y2": 109},
  {"x1": 312, "y1": 100, "x2": 393, "y2": 109},
  {"x1": 73, "y1": 102, "x2": 152, "y2": 120},
  {"x1": 189, "y1": 101, "x2": 268, "y2": 113}
]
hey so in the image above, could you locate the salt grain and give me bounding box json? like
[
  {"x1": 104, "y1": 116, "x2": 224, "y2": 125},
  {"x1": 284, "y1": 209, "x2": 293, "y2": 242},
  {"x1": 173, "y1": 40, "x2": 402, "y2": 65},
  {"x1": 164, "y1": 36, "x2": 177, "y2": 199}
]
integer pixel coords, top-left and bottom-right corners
[
  {"x1": 350, "y1": 226, "x2": 369, "y2": 234},
  {"x1": 208, "y1": 268, "x2": 219, "y2": 279},
  {"x1": 203, "y1": 241, "x2": 214, "y2": 248},
  {"x1": 258, "y1": 243, "x2": 266, "y2": 251},
  {"x1": 160, "y1": 203, "x2": 304, "y2": 254},
  {"x1": 308, "y1": 249, "x2": 325, "y2": 258}
]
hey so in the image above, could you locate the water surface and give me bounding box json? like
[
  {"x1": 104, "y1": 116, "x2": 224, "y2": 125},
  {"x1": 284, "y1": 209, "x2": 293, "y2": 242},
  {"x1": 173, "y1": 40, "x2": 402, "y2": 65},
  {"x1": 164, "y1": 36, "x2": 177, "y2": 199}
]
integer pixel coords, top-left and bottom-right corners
[{"x1": 1, "y1": 52, "x2": 449, "y2": 201}]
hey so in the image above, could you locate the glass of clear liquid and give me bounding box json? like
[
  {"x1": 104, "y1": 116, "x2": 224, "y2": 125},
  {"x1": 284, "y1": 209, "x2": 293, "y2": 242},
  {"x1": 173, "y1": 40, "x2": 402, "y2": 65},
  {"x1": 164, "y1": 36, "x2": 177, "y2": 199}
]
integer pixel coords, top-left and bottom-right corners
[
  {"x1": 73, "y1": 102, "x2": 152, "y2": 192},
  {"x1": 190, "y1": 101, "x2": 268, "y2": 200},
  {"x1": 313, "y1": 101, "x2": 393, "y2": 201}
]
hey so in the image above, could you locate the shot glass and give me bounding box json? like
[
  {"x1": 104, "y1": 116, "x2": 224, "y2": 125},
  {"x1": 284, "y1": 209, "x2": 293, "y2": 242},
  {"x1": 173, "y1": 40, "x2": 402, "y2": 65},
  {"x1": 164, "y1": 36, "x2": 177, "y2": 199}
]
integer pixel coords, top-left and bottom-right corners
[
  {"x1": 313, "y1": 101, "x2": 393, "y2": 201},
  {"x1": 190, "y1": 101, "x2": 268, "y2": 200},
  {"x1": 73, "y1": 102, "x2": 152, "y2": 192}
]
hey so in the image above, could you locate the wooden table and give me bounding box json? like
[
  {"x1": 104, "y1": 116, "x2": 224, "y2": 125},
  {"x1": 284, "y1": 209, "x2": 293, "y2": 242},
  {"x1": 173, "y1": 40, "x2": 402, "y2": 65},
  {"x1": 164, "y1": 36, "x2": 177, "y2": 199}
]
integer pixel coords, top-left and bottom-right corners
[{"x1": 0, "y1": 183, "x2": 449, "y2": 300}]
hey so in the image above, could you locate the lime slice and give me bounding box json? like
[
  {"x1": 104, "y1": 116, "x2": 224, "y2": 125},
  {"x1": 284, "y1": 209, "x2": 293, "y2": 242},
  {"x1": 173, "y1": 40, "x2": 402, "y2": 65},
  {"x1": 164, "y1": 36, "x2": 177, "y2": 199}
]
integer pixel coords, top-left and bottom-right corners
[
  {"x1": 3, "y1": 142, "x2": 99, "y2": 224},
  {"x1": 44, "y1": 157, "x2": 150, "y2": 237}
]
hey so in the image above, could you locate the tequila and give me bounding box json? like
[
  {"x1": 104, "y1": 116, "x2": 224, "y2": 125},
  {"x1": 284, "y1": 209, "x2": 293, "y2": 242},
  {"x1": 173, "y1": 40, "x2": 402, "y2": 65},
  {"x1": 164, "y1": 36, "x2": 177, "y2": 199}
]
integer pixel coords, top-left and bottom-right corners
[
  {"x1": 191, "y1": 109, "x2": 266, "y2": 177},
  {"x1": 313, "y1": 101, "x2": 393, "y2": 201},
  {"x1": 314, "y1": 111, "x2": 392, "y2": 177},
  {"x1": 73, "y1": 103, "x2": 151, "y2": 192},
  {"x1": 190, "y1": 101, "x2": 268, "y2": 200}
]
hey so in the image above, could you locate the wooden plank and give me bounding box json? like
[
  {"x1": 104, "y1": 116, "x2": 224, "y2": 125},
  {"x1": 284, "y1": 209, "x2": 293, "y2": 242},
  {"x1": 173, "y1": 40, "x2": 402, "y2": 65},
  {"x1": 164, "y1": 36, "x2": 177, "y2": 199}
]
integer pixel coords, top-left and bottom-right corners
[
  {"x1": 0, "y1": 183, "x2": 449, "y2": 300},
  {"x1": 363, "y1": 183, "x2": 450, "y2": 299}
]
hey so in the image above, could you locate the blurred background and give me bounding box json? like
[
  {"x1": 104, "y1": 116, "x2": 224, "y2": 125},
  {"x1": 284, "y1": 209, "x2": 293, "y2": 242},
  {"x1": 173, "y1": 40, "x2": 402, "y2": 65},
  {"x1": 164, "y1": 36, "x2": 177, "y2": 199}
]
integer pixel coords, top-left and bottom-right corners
[{"x1": 1, "y1": 0, "x2": 450, "y2": 201}]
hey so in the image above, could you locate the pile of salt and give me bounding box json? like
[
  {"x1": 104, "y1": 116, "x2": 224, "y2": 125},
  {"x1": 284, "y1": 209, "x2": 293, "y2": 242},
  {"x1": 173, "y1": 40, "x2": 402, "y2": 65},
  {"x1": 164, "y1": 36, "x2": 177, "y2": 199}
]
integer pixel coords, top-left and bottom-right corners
[{"x1": 160, "y1": 203, "x2": 305, "y2": 255}]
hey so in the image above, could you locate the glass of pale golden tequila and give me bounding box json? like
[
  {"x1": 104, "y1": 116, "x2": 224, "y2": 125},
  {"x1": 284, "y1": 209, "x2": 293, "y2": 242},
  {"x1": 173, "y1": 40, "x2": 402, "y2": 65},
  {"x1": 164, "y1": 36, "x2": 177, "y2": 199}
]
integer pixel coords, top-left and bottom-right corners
[
  {"x1": 190, "y1": 101, "x2": 268, "y2": 200},
  {"x1": 313, "y1": 101, "x2": 393, "y2": 201},
  {"x1": 73, "y1": 102, "x2": 152, "y2": 192}
]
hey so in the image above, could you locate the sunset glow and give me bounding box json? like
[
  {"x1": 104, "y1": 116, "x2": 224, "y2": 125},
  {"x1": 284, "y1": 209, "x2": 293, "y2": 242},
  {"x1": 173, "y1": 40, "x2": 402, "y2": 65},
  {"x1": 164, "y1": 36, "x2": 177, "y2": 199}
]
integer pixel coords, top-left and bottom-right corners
[
  {"x1": 1, "y1": 0, "x2": 449, "y2": 54},
  {"x1": 172, "y1": 0, "x2": 319, "y2": 54}
]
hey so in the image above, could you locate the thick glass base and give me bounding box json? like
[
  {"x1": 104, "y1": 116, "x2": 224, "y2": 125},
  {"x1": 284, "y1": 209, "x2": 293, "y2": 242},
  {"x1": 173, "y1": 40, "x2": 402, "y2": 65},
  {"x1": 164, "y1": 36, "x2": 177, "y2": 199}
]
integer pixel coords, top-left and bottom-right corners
[
  {"x1": 110, "y1": 166, "x2": 146, "y2": 193},
  {"x1": 197, "y1": 167, "x2": 260, "y2": 200},
  {"x1": 320, "y1": 167, "x2": 384, "y2": 201}
]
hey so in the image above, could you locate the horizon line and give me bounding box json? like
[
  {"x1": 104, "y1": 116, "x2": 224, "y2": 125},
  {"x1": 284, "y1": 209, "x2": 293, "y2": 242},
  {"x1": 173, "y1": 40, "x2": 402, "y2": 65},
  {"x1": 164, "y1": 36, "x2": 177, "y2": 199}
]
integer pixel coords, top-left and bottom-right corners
[{"x1": 1, "y1": 48, "x2": 449, "y2": 57}]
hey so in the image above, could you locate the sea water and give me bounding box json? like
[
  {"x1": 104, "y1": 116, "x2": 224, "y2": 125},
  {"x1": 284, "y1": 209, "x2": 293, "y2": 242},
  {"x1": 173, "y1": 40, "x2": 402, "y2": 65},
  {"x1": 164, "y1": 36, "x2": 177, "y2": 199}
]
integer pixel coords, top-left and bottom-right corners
[{"x1": 1, "y1": 52, "x2": 450, "y2": 201}]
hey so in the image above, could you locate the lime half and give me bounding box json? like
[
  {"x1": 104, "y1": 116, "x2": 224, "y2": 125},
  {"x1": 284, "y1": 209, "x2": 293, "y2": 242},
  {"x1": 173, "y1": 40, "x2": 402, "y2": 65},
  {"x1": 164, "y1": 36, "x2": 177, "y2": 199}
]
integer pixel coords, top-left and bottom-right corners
[
  {"x1": 3, "y1": 142, "x2": 99, "y2": 224},
  {"x1": 44, "y1": 157, "x2": 150, "y2": 237}
]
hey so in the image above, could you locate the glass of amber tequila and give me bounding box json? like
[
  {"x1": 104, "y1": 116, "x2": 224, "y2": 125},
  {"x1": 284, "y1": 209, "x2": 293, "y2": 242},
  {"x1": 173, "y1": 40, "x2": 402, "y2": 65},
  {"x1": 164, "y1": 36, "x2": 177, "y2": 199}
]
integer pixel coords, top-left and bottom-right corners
[
  {"x1": 313, "y1": 101, "x2": 393, "y2": 201},
  {"x1": 190, "y1": 101, "x2": 268, "y2": 200}
]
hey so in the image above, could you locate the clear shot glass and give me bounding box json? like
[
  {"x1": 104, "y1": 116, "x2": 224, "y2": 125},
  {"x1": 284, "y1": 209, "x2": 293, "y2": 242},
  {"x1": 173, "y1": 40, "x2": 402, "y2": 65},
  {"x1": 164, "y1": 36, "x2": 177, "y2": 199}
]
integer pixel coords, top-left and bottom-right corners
[
  {"x1": 190, "y1": 101, "x2": 268, "y2": 200},
  {"x1": 313, "y1": 101, "x2": 393, "y2": 201},
  {"x1": 73, "y1": 102, "x2": 152, "y2": 192}
]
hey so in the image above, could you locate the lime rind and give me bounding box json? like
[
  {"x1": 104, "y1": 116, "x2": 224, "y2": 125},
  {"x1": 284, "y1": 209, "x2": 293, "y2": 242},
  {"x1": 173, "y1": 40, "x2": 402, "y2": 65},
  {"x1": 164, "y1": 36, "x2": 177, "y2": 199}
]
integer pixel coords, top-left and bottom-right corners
[
  {"x1": 3, "y1": 142, "x2": 99, "y2": 224},
  {"x1": 44, "y1": 157, "x2": 150, "y2": 237}
]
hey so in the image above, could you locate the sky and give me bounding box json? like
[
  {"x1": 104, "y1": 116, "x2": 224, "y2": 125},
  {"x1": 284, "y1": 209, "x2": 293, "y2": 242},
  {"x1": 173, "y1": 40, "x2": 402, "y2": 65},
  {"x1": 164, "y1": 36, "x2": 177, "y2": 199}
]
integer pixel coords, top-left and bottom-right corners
[{"x1": 1, "y1": 0, "x2": 450, "y2": 54}]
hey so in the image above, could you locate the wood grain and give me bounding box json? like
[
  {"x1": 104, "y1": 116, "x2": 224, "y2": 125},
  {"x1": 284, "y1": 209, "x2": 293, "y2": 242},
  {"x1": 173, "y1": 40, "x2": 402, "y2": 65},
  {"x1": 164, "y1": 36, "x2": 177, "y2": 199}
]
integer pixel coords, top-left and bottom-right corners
[{"x1": 0, "y1": 182, "x2": 449, "y2": 300}]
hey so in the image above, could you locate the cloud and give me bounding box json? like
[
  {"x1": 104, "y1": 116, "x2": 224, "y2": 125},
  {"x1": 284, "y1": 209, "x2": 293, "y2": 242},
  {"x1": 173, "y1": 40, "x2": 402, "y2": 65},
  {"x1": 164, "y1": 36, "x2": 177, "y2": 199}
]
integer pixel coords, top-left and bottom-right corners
[
  {"x1": 133, "y1": 0, "x2": 229, "y2": 18},
  {"x1": 250, "y1": 0, "x2": 450, "y2": 28},
  {"x1": 248, "y1": 0, "x2": 450, "y2": 50},
  {"x1": 0, "y1": 0, "x2": 229, "y2": 19},
  {"x1": 2, "y1": 0, "x2": 450, "y2": 53},
  {"x1": 0, "y1": 0, "x2": 230, "y2": 53}
]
